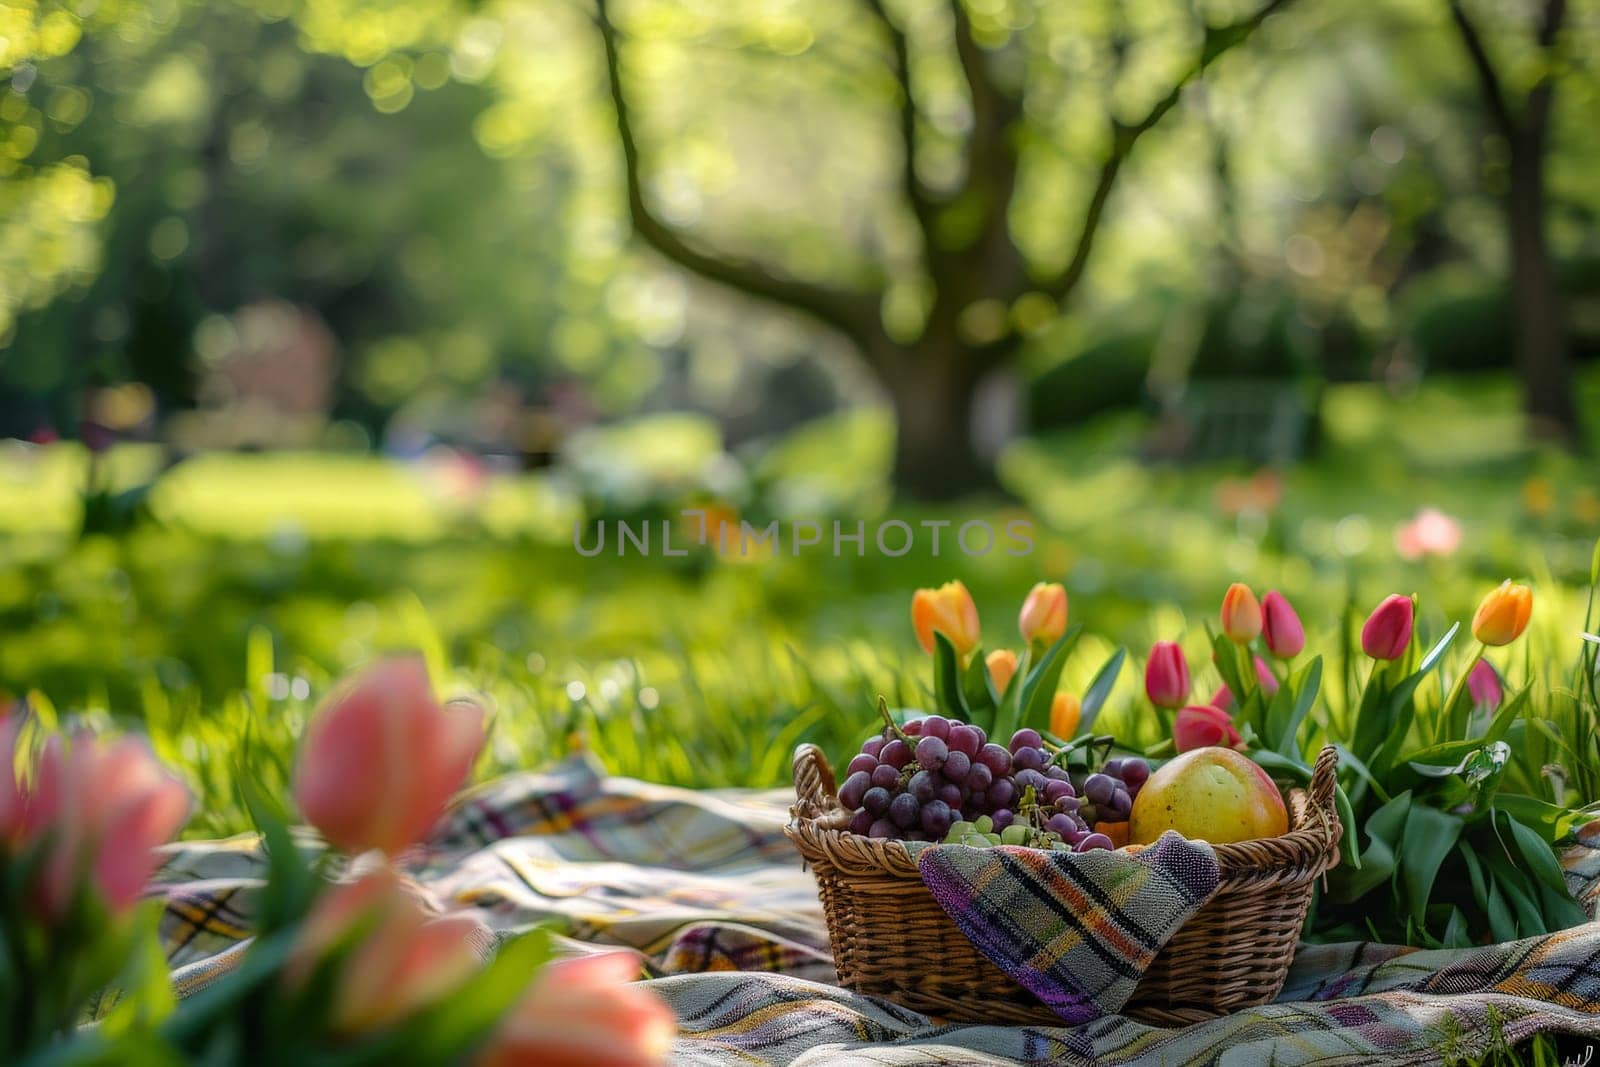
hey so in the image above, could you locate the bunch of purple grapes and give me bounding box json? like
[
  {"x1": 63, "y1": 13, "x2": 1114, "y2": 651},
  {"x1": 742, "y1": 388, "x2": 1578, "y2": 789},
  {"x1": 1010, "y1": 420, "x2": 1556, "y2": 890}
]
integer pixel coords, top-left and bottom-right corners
[
  {"x1": 1073, "y1": 757, "x2": 1151, "y2": 828},
  {"x1": 835, "y1": 717, "x2": 1114, "y2": 852}
]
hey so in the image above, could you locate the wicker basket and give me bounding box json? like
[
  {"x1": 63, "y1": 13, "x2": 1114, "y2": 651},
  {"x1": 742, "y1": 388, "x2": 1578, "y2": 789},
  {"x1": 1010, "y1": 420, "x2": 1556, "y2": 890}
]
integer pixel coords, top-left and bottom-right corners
[{"x1": 787, "y1": 743, "x2": 1341, "y2": 1026}]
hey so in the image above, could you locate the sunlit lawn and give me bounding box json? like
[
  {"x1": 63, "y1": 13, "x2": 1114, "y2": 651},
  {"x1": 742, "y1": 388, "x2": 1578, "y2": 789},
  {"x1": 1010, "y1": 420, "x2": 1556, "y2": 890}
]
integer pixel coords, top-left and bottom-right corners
[{"x1": 2, "y1": 370, "x2": 1598, "y2": 838}]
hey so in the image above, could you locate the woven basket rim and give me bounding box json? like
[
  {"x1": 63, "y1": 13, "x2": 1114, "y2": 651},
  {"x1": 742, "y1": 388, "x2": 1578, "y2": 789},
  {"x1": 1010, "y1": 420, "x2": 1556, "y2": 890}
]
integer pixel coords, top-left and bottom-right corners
[{"x1": 787, "y1": 743, "x2": 1341, "y2": 886}]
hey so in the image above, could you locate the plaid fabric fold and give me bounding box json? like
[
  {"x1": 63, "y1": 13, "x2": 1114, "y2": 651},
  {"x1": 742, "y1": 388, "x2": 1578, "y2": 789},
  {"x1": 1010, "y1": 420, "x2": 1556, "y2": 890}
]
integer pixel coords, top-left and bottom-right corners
[{"x1": 917, "y1": 831, "x2": 1219, "y2": 1023}]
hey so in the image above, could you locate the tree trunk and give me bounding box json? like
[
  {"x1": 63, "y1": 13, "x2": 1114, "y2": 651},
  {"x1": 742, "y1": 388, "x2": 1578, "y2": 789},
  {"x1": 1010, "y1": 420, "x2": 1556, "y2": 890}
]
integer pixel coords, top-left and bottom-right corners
[
  {"x1": 1506, "y1": 138, "x2": 1581, "y2": 447},
  {"x1": 877, "y1": 341, "x2": 997, "y2": 500}
]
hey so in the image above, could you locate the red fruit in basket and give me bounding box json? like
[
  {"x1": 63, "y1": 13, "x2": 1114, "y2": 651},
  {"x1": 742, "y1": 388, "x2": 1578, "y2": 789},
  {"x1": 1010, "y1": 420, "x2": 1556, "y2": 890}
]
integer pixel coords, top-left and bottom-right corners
[
  {"x1": 907, "y1": 771, "x2": 937, "y2": 802},
  {"x1": 920, "y1": 800, "x2": 954, "y2": 836},
  {"x1": 949, "y1": 725, "x2": 982, "y2": 757},
  {"x1": 862, "y1": 736, "x2": 885, "y2": 758},
  {"x1": 920, "y1": 716, "x2": 951, "y2": 740},
  {"x1": 942, "y1": 750, "x2": 971, "y2": 782},
  {"x1": 902, "y1": 719, "x2": 923, "y2": 736},
  {"x1": 988, "y1": 778, "x2": 1016, "y2": 809},
  {"x1": 964, "y1": 763, "x2": 993, "y2": 792},
  {"x1": 847, "y1": 754, "x2": 878, "y2": 776},
  {"x1": 977, "y1": 744, "x2": 1012, "y2": 776},
  {"x1": 937, "y1": 783, "x2": 963, "y2": 808},
  {"x1": 889, "y1": 793, "x2": 920, "y2": 829},
  {"x1": 1009, "y1": 729, "x2": 1042, "y2": 753},
  {"x1": 1078, "y1": 833, "x2": 1115, "y2": 852},
  {"x1": 868, "y1": 819, "x2": 895, "y2": 839},
  {"x1": 838, "y1": 771, "x2": 871, "y2": 810},
  {"x1": 862, "y1": 787, "x2": 892, "y2": 816},
  {"x1": 916, "y1": 736, "x2": 949, "y2": 770},
  {"x1": 848, "y1": 809, "x2": 874, "y2": 835},
  {"x1": 870, "y1": 764, "x2": 899, "y2": 790},
  {"x1": 1014, "y1": 746, "x2": 1044, "y2": 772},
  {"x1": 881, "y1": 739, "x2": 912, "y2": 769}
]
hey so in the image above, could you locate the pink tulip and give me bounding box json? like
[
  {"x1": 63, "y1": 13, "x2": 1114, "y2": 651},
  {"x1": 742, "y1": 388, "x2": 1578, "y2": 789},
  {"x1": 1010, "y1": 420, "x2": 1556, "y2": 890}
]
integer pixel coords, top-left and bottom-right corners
[
  {"x1": 476, "y1": 951, "x2": 675, "y2": 1067},
  {"x1": 1, "y1": 715, "x2": 25, "y2": 844},
  {"x1": 21, "y1": 731, "x2": 190, "y2": 920},
  {"x1": 295, "y1": 658, "x2": 484, "y2": 856},
  {"x1": 1394, "y1": 508, "x2": 1461, "y2": 561},
  {"x1": 1468, "y1": 660, "x2": 1503, "y2": 710},
  {"x1": 286, "y1": 868, "x2": 488, "y2": 1034},
  {"x1": 1210, "y1": 684, "x2": 1234, "y2": 712},
  {"x1": 1361, "y1": 595, "x2": 1414, "y2": 661},
  {"x1": 1261, "y1": 591, "x2": 1305, "y2": 659},
  {"x1": 1144, "y1": 642, "x2": 1190, "y2": 710},
  {"x1": 1174, "y1": 705, "x2": 1242, "y2": 753},
  {"x1": 1253, "y1": 656, "x2": 1280, "y2": 697}
]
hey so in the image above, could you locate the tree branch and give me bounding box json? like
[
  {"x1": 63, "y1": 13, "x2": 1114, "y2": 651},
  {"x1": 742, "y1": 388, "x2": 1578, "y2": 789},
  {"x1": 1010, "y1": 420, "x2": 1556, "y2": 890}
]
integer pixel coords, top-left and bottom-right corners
[
  {"x1": 593, "y1": 0, "x2": 881, "y2": 347},
  {"x1": 1524, "y1": 0, "x2": 1567, "y2": 138},
  {"x1": 1042, "y1": 0, "x2": 1294, "y2": 303},
  {"x1": 859, "y1": 0, "x2": 938, "y2": 245},
  {"x1": 1446, "y1": 0, "x2": 1519, "y2": 140}
]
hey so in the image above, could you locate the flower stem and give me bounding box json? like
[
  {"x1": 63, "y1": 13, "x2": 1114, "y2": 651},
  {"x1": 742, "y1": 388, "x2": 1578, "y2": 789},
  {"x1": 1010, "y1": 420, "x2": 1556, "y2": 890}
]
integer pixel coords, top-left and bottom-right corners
[{"x1": 1438, "y1": 643, "x2": 1485, "y2": 742}]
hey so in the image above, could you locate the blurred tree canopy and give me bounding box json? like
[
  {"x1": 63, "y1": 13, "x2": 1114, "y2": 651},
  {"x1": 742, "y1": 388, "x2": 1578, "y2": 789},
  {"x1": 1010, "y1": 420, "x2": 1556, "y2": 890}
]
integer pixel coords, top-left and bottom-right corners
[{"x1": 0, "y1": 0, "x2": 1597, "y2": 489}]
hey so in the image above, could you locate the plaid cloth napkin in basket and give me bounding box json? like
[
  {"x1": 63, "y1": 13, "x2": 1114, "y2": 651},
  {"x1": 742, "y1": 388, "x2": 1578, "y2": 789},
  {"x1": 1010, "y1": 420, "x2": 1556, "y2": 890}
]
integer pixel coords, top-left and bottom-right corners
[{"x1": 917, "y1": 831, "x2": 1219, "y2": 1023}]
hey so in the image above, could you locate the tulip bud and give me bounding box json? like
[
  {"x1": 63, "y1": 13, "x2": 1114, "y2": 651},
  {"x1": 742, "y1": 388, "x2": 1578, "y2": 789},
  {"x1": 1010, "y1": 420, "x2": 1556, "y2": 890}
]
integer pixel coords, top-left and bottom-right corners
[
  {"x1": 911, "y1": 581, "x2": 982, "y2": 657},
  {"x1": 1471, "y1": 581, "x2": 1533, "y2": 647},
  {"x1": 1050, "y1": 692, "x2": 1081, "y2": 739},
  {"x1": 1467, "y1": 659, "x2": 1503, "y2": 711},
  {"x1": 287, "y1": 869, "x2": 489, "y2": 1035},
  {"x1": 476, "y1": 952, "x2": 675, "y2": 1067},
  {"x1": 1360, "y1": 595, "x2": 1414, "y2": 661},
  {"x1": 1254, "y1": 656, "x2": 1280, "y2": 697},
  {"x1": 1018, "y1": 582, "x2": 1068, "y2": 647},
  {"x1": 1220, "y1": 583, "x2": 1262, "y2": 644},
  {"x1": 1210, "y1": 684, "x2": 1234, "y2": 713},
  {"x1": 21, "y1": 731, "x2": 190, "y2": 920},
  {"x1": 1260, "y1": 591, "x2": 1305, "y2": 659},
  {"x1": 1143, "y1": 642, "x2": 1190, "y2": 710},
  {"x1": 1173, "y1": 705, "x2": 1242, "y2": 753},
  {"x1": 295, "y1": 658, "x2": 485, "y2": 857},
  {"x1": 985, "y1": 649, "x2": 1019, "y2": 695}
]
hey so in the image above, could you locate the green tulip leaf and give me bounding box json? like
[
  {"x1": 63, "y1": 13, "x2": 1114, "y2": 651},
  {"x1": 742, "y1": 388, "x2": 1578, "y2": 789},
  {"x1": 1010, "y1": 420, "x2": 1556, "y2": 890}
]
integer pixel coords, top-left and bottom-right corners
[
  {"x1": 930, "y1": 632, "x2": 970, "y2": 721},
  {"x1": 1499, "y1": 810, "x2": 1569, "y2": 895},
  {"x1": 1266, "y1": 655, "x2": 1322, "y2": 756},
  {"x1": 1076, "y1": 647, "x2": 1125, "y2": 734},
  {"x1": 1458, "y1": 842, "x2": 1489, "y2": 912},
  {"x1": 1399, "y1": 804, "x2": 1463, "y2": 930},
  {"x1": 1017, "y1": 624, "x2": 1081, "y2": 734}
]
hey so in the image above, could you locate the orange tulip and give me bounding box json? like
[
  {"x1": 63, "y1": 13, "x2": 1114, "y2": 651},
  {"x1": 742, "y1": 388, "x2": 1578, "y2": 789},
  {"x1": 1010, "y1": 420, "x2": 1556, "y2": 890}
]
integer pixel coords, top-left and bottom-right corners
[
  {"x1": 20, "y1": 730, "x2": 190, "y2": 921},
  {"x1": 476, "y1": 951, "x2": 675, "y2": 1067},
  {"x1": 295, "y1": 658, "x2": 484, "y2": 857},
  {"x1": 911, "y1": 581, "x2": 981, "y2": 657},
  {"x1": 1050, "y1": 692, "x2": 1081, "y2": 739},
  {"x1": 1471, "y1": 581, "x2": 1533, "y2": 647},
  {"x1": 985, "y1": 649, "x2": 1019, "y2": 695},
  {"x1": 1220, "y1": 583, "x2": 1262, "y2": 644},
  {"x1": 286, "y1": 868, "x2": 488, "y2": 1035},
  {"x1": 1018, "y1": 582, "x2": 1068, "y2": 646}
]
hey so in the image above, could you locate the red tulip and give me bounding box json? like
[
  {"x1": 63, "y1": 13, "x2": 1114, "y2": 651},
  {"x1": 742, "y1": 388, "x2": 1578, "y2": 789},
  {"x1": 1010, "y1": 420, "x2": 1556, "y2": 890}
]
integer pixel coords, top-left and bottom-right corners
[
  {"x1": 1360, "y1": 595, "x2": 1414, "y2": 661},
  {"x1": 1220, "y1": 583, "x2": 1262, "y2": 644},
  {"x1": 295, "y1": 658, "x2": 484, "y2": 857},
  {"x1": 1018, "y1": 582, "x2": 1068, "y2": 647},
  {"x1": 286, "y1": 868, "x2": 488, "y2": 1035},
  {"x1": 21, "y1": 731, "x2": 191, "y2": 920},
  {"x1": 1143, "y1": 642, "x2": 1190, "y2": 709},
  {"x1": 1210, "y1": 684, "x2": 1234, "y2": 712},
  {"x1": 1174, "y1": 705, "x2": 1242, "y2": 753},
  {"x1": 476, "y1": 951, "x2": 674, "y2": 1067},
  {"x1": 1260, "y1": 591, "x2": 1305, "y2": 659},
  {"x1": 1468, "y1": 660, "x2": 1503, "y2": 710}
]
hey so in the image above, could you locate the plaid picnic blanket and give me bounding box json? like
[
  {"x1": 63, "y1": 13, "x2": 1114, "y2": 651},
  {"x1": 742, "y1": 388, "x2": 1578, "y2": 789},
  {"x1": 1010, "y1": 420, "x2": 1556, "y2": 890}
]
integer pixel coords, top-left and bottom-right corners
[{"x1": 151, "y1": 757, "x2": 1600, "y2": 1064}]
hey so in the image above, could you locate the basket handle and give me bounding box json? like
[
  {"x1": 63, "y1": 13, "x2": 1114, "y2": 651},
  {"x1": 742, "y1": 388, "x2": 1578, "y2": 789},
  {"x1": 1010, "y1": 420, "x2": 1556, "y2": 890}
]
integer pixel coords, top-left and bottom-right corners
[
  {"x1": 1307, "y1": 744, "x2": 1338, "y2": 814},
  {"x1": 792, "y1": 743, "x2": 836, "y2": 821}
]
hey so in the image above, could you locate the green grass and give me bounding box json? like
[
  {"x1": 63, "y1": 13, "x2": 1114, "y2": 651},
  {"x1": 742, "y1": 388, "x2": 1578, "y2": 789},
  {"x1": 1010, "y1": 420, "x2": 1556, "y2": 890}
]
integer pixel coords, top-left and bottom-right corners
[{"x1": 2, "y1": 372, "x2": 1599, "y2": 841}]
